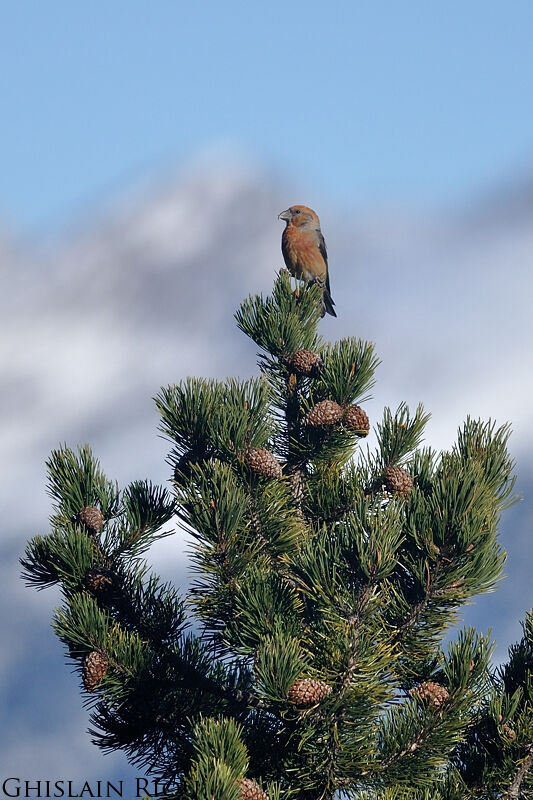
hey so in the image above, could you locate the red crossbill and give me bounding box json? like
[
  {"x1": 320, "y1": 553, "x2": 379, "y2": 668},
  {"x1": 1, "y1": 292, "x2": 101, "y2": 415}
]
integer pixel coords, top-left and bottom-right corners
[{"x1": 278, "y1": 205, "x2": 336, "y2": 317}]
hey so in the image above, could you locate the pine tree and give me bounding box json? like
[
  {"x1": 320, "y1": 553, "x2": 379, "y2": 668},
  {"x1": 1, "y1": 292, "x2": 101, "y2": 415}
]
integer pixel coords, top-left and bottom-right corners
[{"x1": 21, "y1": 270, "x2": 532, "y2": 800}]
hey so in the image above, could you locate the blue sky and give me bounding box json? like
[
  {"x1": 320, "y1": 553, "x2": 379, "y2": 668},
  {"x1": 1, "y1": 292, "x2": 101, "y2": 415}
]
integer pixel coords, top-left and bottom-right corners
[{"x1": 2, "y1": 0, "x2": 533, "y2": 233}]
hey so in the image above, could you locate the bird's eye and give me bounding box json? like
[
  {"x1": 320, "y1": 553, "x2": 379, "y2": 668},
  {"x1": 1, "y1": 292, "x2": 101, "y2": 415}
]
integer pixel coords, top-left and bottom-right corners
[{"x1": 293, "y1": 209, "x2": 301, "y2": 214}]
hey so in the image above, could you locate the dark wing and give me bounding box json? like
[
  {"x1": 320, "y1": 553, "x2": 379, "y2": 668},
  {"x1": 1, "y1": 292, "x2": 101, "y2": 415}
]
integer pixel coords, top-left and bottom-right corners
[
  {"x1": 316, "y1": 228, "x2": 331, "y2": 293},
  {"x1": 316, "y1": 228, "x2": 328, "y2": 266},
  {"x1": 281, "y1": 227, "x2": 291, "y2": 270}
]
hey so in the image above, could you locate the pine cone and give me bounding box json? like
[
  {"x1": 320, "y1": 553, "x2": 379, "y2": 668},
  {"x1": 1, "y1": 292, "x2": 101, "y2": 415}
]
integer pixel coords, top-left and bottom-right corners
[
  {"x1": 288, "y1": 678, "x2": 332, "y2": 707},
  {"x1": 84, "y1": 567, "x2": 117, "y2": 597},
  {"x1": 245, "y1": 448, "x2": 282, "y2": 479},
  {"x1": 382, "y1": 465, "x2": 414, "y2": 498},
  {"x1": 239, "y1": 778, "x2": 269, "y2": 800},
  {"x1": 343, "y1": 405, "x2": 370, "y2": 436},
  {"x1": 286, "y1": 349, "x2": 323, "y2": 377},
  {"x1": 410, "y1": 680, "x2": 449, "y2": 710},
  {"x1": 82, "y1": 650, "x2": 108, "y2": 692},
  {"x1": 501, "y1": 723, "x2": 516, "y2": 740},
  {"x1": 303, "y1": 400, "x2": 343, "y2": 427},
  {"x1": 77, "y1": 506, "x2": 104, "y2": 534}
]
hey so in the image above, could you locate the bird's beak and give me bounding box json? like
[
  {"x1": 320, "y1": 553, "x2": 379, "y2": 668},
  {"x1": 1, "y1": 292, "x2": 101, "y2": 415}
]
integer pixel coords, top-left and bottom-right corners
[{"x1": 278, "y1": 209, "x2": 291, "y2": 221}]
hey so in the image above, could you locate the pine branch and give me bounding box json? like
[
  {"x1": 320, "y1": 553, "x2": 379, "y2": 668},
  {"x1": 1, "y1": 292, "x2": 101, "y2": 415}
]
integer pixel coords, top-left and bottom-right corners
[
  {"x1": 341, "y1": 583, "x2": 376, "y2": 692},
  {"x1": 168, "y1": 649, "x2": 268, "y2": 712},
  {"x1": 392, "y1": 557, "x2": 446, "y2": 641},
  {"x1": 285, "y1": 371, "x2": 308, "y2": 514},
  {"x1": 503, "y1": 742, "x2": 533, "y2": 799}
]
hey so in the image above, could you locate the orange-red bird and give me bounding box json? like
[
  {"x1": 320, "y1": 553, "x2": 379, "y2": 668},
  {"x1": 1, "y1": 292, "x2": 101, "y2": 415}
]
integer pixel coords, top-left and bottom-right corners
[{"x1": 278, "y1": 205, "x2": 336, "y2": 317}]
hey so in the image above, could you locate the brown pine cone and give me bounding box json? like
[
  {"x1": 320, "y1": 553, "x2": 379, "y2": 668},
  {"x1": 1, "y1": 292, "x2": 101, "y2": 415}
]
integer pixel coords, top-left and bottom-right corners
[
  {"x1": 303, "y1": 400, "x2": 343, "y2": 427},
  {"x1": 239, "y1": 778, "x2": 269, "y2": 800},
  {"x1": 77, "y1": 506, "x2": 104, "y2": 534},
  {"x1": 82, "y1": 650, "x2": 109, "y2": 692},
  {"x1": 286, "y1": 349, "x2": 323, "y2": 377},
  {"x1": 382, "y1": 465, "x2": 414, "y2": 498},
  {"x1": 245, "y1": 448, "x2": 282, "y2": 479},
  {"x1": 343, "y1": 405, "x2": 370, "y2": 436},
  {"x1": 288, "y1": 678, "x2": 332, "y2": 707},
  {"x1": 501, "y1": 723, "x2": 516, "y2": 740},
  {"x1": 84, "y1": 567, "x2": 117, "y2": 597},
  {"x1": 410, "y1": 680, "x2": 449, "y2": 710}
]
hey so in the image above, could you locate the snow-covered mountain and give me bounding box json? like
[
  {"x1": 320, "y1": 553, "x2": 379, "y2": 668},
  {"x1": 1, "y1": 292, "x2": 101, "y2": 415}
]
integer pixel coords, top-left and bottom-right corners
[{"x1": 2, "y1": 160, "x2": 532, "y2": 779}]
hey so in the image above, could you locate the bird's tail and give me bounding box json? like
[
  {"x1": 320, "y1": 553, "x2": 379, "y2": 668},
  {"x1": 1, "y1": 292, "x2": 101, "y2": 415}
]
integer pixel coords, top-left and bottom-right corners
[{"x1": 322, "y1": 288, "x2": 337, "y2": 317}]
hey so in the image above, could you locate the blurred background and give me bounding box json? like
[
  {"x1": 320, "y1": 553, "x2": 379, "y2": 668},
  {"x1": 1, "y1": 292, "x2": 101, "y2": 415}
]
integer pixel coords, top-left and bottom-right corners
[{"x1": 1, "y1": 0, "x2": 532, "y2": 786}]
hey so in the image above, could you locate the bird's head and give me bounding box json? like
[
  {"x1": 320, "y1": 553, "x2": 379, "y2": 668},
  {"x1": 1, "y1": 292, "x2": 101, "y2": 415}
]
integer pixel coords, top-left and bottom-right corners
[{"x1": 278, "y1": 205, "x2": 320, "y2": 229}]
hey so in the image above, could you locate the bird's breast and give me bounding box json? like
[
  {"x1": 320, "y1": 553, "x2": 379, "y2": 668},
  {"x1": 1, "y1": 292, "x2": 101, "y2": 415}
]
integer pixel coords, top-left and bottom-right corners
[{"x1": 282, "y1": 229, "x2": 326, "y2": 281}]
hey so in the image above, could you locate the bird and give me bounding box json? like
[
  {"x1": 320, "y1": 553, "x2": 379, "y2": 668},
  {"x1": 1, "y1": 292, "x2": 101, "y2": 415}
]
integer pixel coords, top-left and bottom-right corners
[{"x1": 278, "y1": 205, "x2": 336, "y2": 317}]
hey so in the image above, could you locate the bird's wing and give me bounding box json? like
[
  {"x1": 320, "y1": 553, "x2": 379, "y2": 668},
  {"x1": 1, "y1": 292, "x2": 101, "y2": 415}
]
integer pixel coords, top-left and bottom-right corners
[
  {"x1": 316, "y1": 229, "x2": 331, "y2": 291},
  {"x1": 316, "y1": 228, "x2": 328, "y2": 266},
  {"x1": 281, "y1": 227, "x2": 292, "y2": 266}
]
